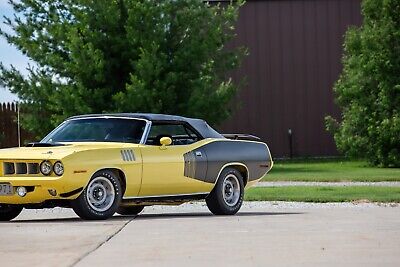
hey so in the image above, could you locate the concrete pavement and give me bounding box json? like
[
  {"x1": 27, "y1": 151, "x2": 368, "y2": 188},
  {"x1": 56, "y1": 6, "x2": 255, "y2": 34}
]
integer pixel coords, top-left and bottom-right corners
[{"x1": 1, "y1": 202, "x2": 399, "y2": 267}]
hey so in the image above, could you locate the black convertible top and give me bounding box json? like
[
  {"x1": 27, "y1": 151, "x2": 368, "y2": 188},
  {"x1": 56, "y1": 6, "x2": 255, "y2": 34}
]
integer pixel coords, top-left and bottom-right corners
[{"x1": 69, "y1": 113, "x2": 224, "y2": 139}]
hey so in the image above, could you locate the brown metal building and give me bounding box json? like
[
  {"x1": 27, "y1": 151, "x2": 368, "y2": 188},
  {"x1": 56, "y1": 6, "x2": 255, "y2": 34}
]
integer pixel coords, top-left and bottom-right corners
[
  {"x1": 219, "y1": 0, "x2": 362, "y2": 157},
  {"x1": 1, "y1": 0, "x2": 362, "y2": 156}
]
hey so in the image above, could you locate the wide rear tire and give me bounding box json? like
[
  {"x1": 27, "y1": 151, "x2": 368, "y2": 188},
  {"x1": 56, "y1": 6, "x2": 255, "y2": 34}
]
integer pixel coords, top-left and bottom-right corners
[
  {"x1": 72, "y1": 171, "x2": 122, "y2": 220},
  {"x1": 0, "y1": 204, "x2": 23, "y2": 221},
  {"x1": 206, "y1": 167, "x2": 244, "y2": 215}
]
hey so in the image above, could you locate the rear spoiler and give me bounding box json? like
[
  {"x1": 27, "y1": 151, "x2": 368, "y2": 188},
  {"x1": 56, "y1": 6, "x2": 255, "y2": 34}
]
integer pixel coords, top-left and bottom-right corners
[{"x1": 222, "y1": 134, "x2": 261, "y2": 141}]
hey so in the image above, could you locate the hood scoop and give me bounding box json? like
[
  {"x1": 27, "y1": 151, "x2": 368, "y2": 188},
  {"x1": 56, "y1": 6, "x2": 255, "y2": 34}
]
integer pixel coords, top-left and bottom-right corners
[{"x1": 26, "y1": 142, "x2": 66, "y2": 147}]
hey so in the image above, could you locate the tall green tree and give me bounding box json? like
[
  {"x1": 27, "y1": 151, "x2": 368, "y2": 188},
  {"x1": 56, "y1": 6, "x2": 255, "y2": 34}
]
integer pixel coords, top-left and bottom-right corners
[
  {"x1": 0, "y1": 0, "x2": 245, "y2": 138},
  {"x1": 327, "y1": 0, "x2": 400, "y2": 167}
]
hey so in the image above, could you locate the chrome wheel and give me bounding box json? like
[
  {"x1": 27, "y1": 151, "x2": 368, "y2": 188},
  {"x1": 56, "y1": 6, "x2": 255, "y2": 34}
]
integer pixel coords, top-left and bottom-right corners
[
  {"x1": 206, "y1": 167, "x2": 244, "y2": 215},
  {"x1": 86, "y1": 176, "x2": 115, "y2": 212},
  {"x1": 222, "y1": 174, "x2": 241, "y2": 207}
]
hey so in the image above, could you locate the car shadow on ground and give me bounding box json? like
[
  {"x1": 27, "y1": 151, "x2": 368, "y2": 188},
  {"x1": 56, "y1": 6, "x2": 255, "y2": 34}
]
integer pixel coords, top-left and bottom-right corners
[
  {"x1": 134, "y1": 211, "x2": 303, "y2": 220},
  {"x1": 10, "y1": 211, "x2": 303, "y2": 223},
  {"x1": 11, "y1": 215, "x2": 130, "y2": 223}
]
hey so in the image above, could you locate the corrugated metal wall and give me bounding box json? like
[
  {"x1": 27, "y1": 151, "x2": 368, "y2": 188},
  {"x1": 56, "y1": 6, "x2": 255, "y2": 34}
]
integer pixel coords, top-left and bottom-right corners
[
  {"x1": 0, "y1": 103, "x2": 32, "y2": 148},
  {"x1": 219, "y1": 0, "x2": 362, "y2": 157}
]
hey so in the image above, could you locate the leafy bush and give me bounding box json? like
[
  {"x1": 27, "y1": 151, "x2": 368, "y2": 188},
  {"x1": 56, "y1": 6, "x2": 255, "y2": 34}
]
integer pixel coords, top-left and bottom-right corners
[{"x1": 327, "y1": 0, "x2": 400, "y2": 167}]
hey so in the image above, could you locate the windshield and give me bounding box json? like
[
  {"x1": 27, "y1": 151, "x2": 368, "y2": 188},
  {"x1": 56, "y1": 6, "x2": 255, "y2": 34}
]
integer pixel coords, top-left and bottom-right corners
[{"x1": 42, "y1": 118, "x2": 147, "y2": 144}]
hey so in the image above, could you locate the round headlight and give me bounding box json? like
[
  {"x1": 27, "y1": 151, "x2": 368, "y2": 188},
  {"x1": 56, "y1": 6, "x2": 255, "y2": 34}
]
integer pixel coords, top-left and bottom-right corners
[
  {"x1": 53, "y1": 161, "x2": 64, "y2": 176},
  {"x1": 40, "y1": 160, "x2": 52, "y2": 175}
]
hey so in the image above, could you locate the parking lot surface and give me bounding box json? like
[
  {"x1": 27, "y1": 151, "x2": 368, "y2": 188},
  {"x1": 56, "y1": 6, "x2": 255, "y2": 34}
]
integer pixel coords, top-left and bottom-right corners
[{"x1": 1, "y1": 202, "x2": 399, "y2": 267}]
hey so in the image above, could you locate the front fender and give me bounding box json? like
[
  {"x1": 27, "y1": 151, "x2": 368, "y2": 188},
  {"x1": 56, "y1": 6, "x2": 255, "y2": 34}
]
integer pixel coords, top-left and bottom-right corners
[{"x1": 61, "y1": 147, "x2": 142, "y2": 197}]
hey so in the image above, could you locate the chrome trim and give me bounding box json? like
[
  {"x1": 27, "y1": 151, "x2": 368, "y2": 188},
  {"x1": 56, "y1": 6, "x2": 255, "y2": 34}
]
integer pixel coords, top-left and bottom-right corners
[
  {"x1": 123, "y1": 192, "x2": 209, "y2": 200},
  {"x1": 41, "y1": 116, "x2": 151, "y2": 144},
  {"x1": 121, "y1": 150, "x2": 127, "y2": 161},
  {"x1": 121, "y1": 149, "x2": 135, "y2": 161},
  {"x1": 67, "y1": 115, "x2": 149, "y2": 123},
  {"x1": 140, "y1": 120, "x2": 152, "y2": 144},
  {"x1": 222, "y1": 173, "x2": 241, "y2": 207},
  {"x1": 86, "y1": 176, "x2": 115, "y2": 212}
]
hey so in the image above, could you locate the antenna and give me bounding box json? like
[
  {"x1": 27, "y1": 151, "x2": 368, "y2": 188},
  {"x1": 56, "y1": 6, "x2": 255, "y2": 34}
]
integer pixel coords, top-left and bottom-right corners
[{"x1": 17, "y1": 102, "x2": 21, "y2": 147}]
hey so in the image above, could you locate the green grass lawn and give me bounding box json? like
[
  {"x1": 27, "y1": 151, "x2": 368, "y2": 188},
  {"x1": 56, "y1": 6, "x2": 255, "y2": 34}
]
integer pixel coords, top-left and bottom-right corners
[
  {"x1": 262, "y1": 159, "x2": 400, "y2": 182},
  {"x1": 245, "y1": 186, "x2": 400, "y2": 202}
]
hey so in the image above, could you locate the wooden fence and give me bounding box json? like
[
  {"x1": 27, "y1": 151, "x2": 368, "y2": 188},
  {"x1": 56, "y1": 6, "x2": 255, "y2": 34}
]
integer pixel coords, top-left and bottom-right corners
[{"x1": 0, "y1": 102, "x2": 33, "y2": 148}]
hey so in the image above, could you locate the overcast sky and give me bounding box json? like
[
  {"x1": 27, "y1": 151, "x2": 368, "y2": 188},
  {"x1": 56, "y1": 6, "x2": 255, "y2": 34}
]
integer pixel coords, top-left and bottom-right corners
[{"x1": 0, "y1": 1, "x2": 30, "y2": 102}]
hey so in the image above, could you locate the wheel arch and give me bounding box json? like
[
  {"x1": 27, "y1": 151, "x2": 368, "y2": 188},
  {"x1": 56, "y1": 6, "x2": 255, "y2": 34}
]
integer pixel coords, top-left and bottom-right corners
[
  {"x1": 90, "y1": 168, "x2": 127, "y2": 195},
  {"x1": 214, "y1": 163, "x2": 249, "y2": 187}
]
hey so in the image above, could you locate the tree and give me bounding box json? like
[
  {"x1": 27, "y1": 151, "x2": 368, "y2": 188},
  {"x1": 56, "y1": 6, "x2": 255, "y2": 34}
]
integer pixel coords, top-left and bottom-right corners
[
  {"x1": 0, "y1": 0, "x2": 245, "y2": 138},
  {"x1": 326, "y1": 0, "x2": 400, "y2": 167}
]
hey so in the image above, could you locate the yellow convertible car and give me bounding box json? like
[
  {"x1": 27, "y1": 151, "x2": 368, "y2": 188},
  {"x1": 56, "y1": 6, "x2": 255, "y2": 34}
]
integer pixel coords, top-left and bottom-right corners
[{"x1": 0, "y1": 114, "x2": 273, "y2": 220}]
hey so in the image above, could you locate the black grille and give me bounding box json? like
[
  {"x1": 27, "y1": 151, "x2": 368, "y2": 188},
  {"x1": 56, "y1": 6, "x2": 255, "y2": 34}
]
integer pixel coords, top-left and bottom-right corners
[
  {"x1": 28, "y1": 163, "x2": 39, "y2": 174},
  {"x1": 16, "y1": 163, "x2": 27, "y2": 174},
  {"x1": 3, "y1": 162, "x2": 15, "y2": 175},
  {"x1": 3, "y1": 162, "x2": 40, "y2": 175}
]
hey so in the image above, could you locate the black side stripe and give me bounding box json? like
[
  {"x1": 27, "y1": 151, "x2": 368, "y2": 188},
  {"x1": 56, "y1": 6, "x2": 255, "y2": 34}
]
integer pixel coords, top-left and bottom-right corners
[{"x1": 183, "y1": 141, "x2": 271, "y2": 183}]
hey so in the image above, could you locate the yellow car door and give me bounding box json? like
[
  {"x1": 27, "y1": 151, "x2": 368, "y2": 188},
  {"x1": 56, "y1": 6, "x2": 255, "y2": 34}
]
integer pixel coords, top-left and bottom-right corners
[{"x1": 138, "y1": 123, "x2": 213, "y2": 197}]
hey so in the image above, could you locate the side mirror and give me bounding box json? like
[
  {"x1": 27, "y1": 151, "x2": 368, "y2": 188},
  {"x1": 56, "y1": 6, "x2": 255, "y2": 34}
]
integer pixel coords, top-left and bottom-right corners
[{"x1": 159, "y1": 136, "x2": 172, "y2": 146}]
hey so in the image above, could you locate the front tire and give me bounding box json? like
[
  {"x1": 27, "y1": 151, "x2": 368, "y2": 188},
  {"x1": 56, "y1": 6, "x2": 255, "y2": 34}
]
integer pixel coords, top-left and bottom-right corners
[
  {"x1": 206, "y1": 167, "x2": 244, "y2": 215},
  {"x1": 72, "y1": 171, "x2": 122, "y2": 220},
  {"x1": 117, "y1": 205, "x2": 144, "y2": 216},
  {"x1": 0, "y1": 204, "x2": 23, "y2": 221}
]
